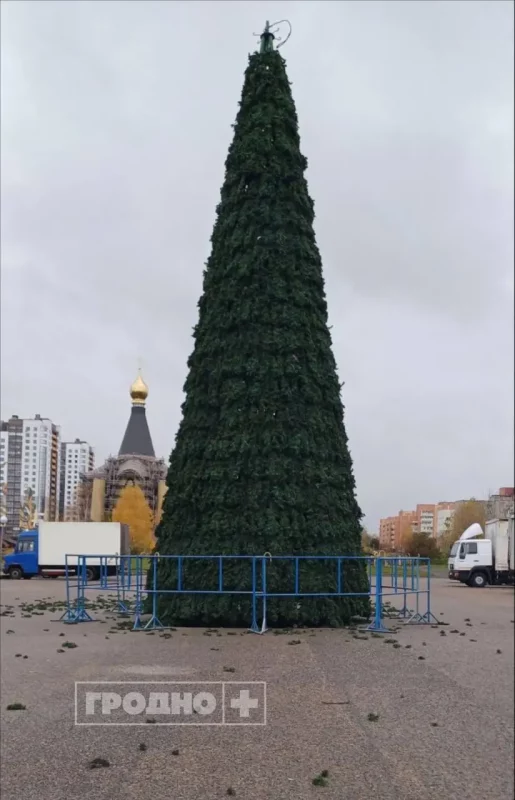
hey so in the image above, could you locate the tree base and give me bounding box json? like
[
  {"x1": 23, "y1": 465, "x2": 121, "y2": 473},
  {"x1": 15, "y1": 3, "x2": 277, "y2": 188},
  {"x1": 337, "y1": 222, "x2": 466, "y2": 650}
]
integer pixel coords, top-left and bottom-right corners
[
  {"x1": 145, "y1": 557, "x2": 370, "y2": 627},
  {"x1": 146, "y1": 594, "x2": 370, "y2": 629}
]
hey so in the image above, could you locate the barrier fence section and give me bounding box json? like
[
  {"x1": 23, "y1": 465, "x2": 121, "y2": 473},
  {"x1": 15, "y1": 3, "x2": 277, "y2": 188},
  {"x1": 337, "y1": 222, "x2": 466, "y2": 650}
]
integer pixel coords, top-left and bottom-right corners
[{"x1": 61, "y1": 554, "x2": 439, "y2": 632}]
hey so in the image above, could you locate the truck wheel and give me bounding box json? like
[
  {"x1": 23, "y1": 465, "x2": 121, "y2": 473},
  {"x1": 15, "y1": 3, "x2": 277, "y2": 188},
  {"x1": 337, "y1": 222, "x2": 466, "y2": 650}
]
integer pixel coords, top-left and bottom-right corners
[
  {"x1": 8, "y1": 566, "x2": 23, "y2": 580},
  {"x1": 85, "y1": 567, "x2": 97, "y2": 582},
  {"x1": 470, "y1": 572, "x2": 487, "y2": 588}
]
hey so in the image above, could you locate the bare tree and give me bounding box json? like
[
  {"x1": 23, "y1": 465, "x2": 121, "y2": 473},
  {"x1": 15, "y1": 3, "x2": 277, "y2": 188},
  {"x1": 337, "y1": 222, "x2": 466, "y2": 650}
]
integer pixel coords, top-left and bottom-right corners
[{"x1": 19, "y1": 488, "x2": 37, "y2": 530}]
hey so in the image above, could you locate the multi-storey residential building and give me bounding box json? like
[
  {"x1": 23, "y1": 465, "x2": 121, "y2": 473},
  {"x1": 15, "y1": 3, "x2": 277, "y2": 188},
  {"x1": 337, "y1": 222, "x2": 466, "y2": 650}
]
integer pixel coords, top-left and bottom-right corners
[
  {"x1": 434, "y1": 502, "x2": 457, "y2": 537},
  {"x1": 59, "y1": 439, "x2": 94, "y2": 519},
  {"x1": 379, "y1": 490, "x2": 514, "y2": 551},
  {"x1": 381, "y1": 502, "x2": 458, "y2": 547},
  {"x1": 399, "y1": 509, "x2": 417, "y2": 547},
  {"x1": 380, "y1": 502, "x2": 455, "y2": 548},
  {"x1": 0, "y1": 415, "x2": 61, "y2": 540},
  {"x1": 1, "y1": 426, "x2": 10, "y2": 530},
  {"x1": 379, "y1": 516, "x2": 400, "y2": 550},
  {"x1": 485, "y1": 488, "x2": 514, "y2": 521},
  {"x1": 0, "y1": 427, "x2": 8, "y2": 490},
  {"x1": 379, "y1": 509, "x2": 419, "y2": 551},
  {"x1": 415, "y1": 504, "x2": 436, "y2": 535},
  {"x1": 3, "y1": 416, "x2": 23, "y2": 540}
]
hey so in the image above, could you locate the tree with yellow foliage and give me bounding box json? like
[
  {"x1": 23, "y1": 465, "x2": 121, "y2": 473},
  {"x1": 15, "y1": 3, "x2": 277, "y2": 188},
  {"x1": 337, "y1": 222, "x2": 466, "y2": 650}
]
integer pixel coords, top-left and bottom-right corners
[
  {"x1": 112, "y1": 484, "x2": 155, "y2": 554},
  {"x1": 439, "y1": 499, "x2": 486, "y2": 552}
]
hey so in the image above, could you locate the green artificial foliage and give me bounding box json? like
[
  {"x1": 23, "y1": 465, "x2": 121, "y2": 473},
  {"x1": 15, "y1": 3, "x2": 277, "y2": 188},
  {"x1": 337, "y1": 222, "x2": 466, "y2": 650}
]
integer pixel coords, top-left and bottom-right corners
[{"x1": 150, "y1": 43, "x2": 370, "y2": 626}]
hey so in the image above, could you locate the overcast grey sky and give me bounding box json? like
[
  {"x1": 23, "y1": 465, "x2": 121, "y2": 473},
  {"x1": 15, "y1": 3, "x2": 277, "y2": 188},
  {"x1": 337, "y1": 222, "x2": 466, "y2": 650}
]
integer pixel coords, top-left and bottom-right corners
[{"x1": 1, "y1": 0, "x2": 513, "y2": 530}]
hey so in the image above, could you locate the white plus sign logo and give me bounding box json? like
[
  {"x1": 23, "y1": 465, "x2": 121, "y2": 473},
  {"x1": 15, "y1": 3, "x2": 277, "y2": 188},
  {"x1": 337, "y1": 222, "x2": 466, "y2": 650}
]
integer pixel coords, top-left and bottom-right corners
[{"x1": 230, "y1": 689, "x2": 259, "y2": 718}]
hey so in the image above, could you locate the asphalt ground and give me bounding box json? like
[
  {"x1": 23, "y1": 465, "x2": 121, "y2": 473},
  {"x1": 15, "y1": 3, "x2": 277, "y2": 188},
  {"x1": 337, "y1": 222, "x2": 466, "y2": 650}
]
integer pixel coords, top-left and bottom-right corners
[{"x1": 1, "y1": 577, "x2": 513, "y2": 800}]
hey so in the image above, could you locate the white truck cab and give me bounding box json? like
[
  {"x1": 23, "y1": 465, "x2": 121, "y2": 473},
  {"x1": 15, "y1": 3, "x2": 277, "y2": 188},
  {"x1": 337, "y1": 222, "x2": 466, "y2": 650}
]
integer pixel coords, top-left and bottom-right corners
[{"x1": 448, "y1": 538, "x2": 492, "y2": 587}]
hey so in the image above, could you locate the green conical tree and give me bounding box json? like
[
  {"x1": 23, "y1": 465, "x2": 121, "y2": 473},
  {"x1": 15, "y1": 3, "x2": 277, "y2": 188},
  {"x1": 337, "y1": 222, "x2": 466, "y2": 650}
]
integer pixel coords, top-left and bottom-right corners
[{"x1": 152, "y1": 24, "x2": 370, "y2": 627}]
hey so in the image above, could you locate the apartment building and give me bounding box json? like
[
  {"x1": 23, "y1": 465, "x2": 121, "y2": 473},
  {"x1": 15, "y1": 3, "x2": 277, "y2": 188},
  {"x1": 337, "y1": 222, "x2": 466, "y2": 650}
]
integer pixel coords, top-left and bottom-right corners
[
  {"x1": 378, "y1": 516, "x2": 400, "y2": 550},
  {"x1": 485, "y1": 488, "x2": 514, "y2": 521},
  {"x1": 0, "y1": 427, "x2": 10, "y2": 531},
  {"x1": 0, "y1": 415, "x2": 61, "y2": 540},
  {"x1": 380, "y1": 501, "x2": 456, "y2": 549},
  {"x1": 414, "y1": 504, "x2": 437, "y2": 535},
  {"x1": 399, "y1": 510, "x2": 417, "y2": 546},
  {"x1": 433, "y1": 502, "x2": 456, "y2": 537},
  {"x1": 380, "y1": 505, "x2": 443, "y2": 550},
  {"x1": 59, "y1": 439, "x2": 94, "y2": 519},
  {"x1": 0, "y1": 427, "x2": 8, "y2": 490},
  {"x1": 379, "y1": 489, "x2": 514, "y2": 551}
]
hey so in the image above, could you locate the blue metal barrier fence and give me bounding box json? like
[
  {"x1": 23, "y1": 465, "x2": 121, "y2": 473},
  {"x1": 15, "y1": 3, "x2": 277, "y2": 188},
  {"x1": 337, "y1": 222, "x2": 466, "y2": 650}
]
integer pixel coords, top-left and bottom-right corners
[{"x1": 61, "y1": 554, "x2": 438, "y2": 632}]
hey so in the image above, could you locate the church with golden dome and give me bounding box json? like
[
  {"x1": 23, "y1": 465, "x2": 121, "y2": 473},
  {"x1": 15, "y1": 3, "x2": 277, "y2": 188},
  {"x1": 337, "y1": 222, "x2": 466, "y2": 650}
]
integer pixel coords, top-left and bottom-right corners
[{"x1": 79, "y1": 371, "x2": 167, "y2": 524}]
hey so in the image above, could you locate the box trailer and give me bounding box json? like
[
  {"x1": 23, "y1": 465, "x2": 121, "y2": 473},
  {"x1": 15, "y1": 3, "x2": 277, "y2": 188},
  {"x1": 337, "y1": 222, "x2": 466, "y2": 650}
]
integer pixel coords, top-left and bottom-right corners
[{"x1": 2, "y1": 522, "x2": 130, "y2": 580}]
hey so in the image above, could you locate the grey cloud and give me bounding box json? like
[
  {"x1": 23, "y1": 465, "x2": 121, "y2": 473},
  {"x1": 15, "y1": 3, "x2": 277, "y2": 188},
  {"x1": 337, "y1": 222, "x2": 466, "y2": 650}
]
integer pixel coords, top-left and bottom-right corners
[{"x1": 1, "y1": 0, "x2": 513, "y2": 529}]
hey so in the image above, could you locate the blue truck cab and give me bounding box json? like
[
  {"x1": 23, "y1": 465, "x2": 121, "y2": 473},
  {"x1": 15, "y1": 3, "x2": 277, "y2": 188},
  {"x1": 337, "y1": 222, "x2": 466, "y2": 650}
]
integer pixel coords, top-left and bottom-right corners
[{"x1": 3, "y1": 529, "x2": 39, "y2": 579}]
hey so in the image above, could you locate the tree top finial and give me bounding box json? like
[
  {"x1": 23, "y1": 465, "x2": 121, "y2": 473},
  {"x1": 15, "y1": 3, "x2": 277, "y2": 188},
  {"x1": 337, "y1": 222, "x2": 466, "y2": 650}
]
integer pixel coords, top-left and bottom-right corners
[
  {"x1": 260, "y1": 20, "x2": 275, "y2": 53},
  {"x1": 255, "y1": 20, "x2": 292, "y2": 53}
]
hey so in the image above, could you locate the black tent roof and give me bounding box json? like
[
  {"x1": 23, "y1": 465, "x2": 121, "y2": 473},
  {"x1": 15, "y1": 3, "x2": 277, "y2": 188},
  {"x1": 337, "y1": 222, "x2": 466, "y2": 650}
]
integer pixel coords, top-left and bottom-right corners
[{"x1": 118, "y1": 406, "x2": 155, "y2": 458}]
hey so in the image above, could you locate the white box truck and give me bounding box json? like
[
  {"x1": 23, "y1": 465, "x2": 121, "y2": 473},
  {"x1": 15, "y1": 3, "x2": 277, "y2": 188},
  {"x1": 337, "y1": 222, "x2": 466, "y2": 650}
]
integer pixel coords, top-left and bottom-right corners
[
  {"x1": 2, "y1": 522, "x2": 130, "y2": 581},
  {"x1": 448, "y1": 517, "x2": 514, "y2": 587}
]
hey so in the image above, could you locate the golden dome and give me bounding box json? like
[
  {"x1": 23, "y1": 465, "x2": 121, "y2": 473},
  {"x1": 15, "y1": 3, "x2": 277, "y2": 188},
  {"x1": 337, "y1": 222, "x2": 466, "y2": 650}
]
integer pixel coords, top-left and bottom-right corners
[{"x1": 130, "y1": 370, "x2": 149, "y2": 405}]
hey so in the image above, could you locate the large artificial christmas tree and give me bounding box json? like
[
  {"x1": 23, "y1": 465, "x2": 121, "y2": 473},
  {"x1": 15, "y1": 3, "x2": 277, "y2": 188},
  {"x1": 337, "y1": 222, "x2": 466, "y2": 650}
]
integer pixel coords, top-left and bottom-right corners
[{"x1": 152, "y1": 24, "x2": 369, "y2": 626}]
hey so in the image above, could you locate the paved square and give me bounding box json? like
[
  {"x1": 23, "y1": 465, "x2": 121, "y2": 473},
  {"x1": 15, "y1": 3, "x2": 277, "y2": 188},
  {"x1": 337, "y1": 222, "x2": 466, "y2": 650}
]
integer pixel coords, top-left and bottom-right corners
[{"x1": 1, "y1": 578, "x2": 513, "y2": 800}]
